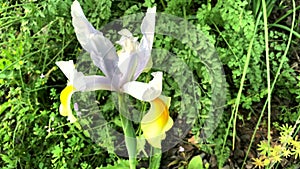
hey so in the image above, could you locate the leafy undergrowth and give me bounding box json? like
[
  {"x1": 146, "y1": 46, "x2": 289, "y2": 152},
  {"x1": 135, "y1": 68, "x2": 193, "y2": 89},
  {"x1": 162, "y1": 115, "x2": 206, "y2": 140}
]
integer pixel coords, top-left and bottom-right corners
[{"x1": 1, "y1": 0, "x2": 300, "y2": 168}]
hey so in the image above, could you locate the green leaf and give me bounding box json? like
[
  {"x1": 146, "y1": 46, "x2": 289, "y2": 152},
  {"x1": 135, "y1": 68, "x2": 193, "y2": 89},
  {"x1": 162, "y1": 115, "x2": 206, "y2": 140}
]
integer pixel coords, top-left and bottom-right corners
[
  {"x1": 0, "y1": 102, "x2": 11, "y2": 115},
  {"x1": 188, "y1": 155, "x2": 203, "y2": 169},
  {"x1": 97, "y1": 160, "x2": 130, "y2": 169},
  {"x1": 1, "y1": 154, "x2": 13, "y2": 164}
]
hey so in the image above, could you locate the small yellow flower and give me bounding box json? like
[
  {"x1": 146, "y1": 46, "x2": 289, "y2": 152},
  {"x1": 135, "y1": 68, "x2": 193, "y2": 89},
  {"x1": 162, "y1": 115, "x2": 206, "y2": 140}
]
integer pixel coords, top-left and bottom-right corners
[
  {"x1": 279, "y1": 134, "x2": 293, "y2": 145},
  {"x1": 292, "y1": 145, "x2": 300, "y2": 159},
  {"x1": 257, "y1": 140, "x2": 270, "y2": 156},
  {"x1": 291, "y1": 136, "x2": 300, "y2": 149},
  {"x1": 271, "y1": 155, "x2": 282, "y2": 163},
  {"x1": 263, "y1": 158, "x2": 270, "y2": 166},
  {"x1": 282, "y1": 148, "x2": 291, "y2": 158},
  {"x1": 252, "y1": 157, "x2": 264, "y2": 169},
  {"x1": 270, "y1": 145, "x2": 282, "y2": 156}
]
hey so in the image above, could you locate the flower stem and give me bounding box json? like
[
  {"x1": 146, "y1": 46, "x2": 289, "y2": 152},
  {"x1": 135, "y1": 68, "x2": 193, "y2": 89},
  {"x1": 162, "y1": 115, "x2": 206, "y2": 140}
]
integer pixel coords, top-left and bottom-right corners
[
  {"x1": 118, "y1": 94, "x2": 137, "y2": 169},
  {"x1": 149, "y1": 147, "x2": 162, "y2": 169}
]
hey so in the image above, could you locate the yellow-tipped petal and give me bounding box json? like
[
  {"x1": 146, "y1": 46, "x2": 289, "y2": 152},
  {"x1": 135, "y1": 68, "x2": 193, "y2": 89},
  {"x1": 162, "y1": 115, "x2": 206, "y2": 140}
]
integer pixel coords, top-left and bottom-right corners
[
  {"x1": 67, "y1": 113, "x2": 77, "y2": 123},
  {"x1": 141, "y1": 95, "x2": 173, "y2": 148},
  {"x1": 59, "y1": 85, "x2": 76, "y2": 120}
]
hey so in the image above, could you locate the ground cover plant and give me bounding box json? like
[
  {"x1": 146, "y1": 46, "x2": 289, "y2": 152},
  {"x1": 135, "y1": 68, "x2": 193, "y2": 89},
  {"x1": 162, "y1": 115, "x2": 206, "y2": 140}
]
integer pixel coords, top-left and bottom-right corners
[{"x1": 0, "y1": 0, "x2": 299, "y2": 168}]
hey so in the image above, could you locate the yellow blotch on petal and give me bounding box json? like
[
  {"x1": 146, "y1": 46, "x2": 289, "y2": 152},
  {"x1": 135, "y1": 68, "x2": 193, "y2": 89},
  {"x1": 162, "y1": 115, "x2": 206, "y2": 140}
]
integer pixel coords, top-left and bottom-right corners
[
  {"x1": 59, "y1": 85, "x2": 77, "y2": 122},
  {"x1": 141, "y1": 95, "x2": 173, "y2": 148}
]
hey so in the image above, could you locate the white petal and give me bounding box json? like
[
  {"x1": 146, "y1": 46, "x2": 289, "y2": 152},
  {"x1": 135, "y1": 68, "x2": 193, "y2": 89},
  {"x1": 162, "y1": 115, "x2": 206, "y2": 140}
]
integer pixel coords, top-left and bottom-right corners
[
  {"x1": 56, "y1": 60, "x2": 113, "y2": 91},
  {"x1": 116, "y1": 29, "x2": 139, "y2": 54},
  {"x1": 71, "y1": 0, "x2": 85, "y2": 17},
  {"x1": 118, "y1": 29, "x2": 133, "y2": 39},
  {"x1": 56, "y1": 60, "x2": 75, "y2": 82},
  {"x1": 140, "y1": 6, "x2": 156, "y2": 51},
  {"x1": 71, "y1": 0, "x2": 119, "y2": 78},
  {"x1": 56, "y1": 60, "x2": 85, "y2": 88},
  {"x1": 146, "y1": 6, "x2": 156, "y2": 14},
  {"x1": 122, "y1": 72, "x2": 162, "y2": 101},
  {"x1": 81, "y1": 75, "x2": 114, "y2": 91},
  {"x1": 134, "y1": 7, "x2": 156, "y2": 79}
]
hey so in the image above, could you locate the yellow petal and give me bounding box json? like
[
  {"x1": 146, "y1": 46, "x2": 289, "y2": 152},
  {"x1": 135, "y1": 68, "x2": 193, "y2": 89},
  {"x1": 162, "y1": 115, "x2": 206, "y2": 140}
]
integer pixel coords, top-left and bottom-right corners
[
  {"x1": 141, "y1": 95, "x2": 173, "y2": 148},
  {"x1": 59, "y1": 85, "x2": 76, "y2": 122}
]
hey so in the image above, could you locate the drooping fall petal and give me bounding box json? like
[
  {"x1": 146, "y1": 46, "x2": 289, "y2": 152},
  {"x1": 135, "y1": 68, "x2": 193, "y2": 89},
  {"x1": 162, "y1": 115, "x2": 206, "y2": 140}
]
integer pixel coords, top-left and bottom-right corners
[
  {"x1": 55, "y1": 60, "x2": 76, "y2": 83},
  {"x1": 122, "y1": 72, "x2": 162, "y2": 102},
  {"x1": 141, "y1": 95, "x2": 173, "y2": 148},
  {"x1": 56, "y1": 60, "x2": 114, "y2": 123},
  {"x1": 59, "y1": 85, "x2": 77, "y2": 123}
]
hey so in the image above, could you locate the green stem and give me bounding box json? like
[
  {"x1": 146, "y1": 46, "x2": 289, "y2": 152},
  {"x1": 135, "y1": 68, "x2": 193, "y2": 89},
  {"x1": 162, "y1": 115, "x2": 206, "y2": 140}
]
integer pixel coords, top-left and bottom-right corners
[
  {"x1": 149, "y1": 147, "x2": 162, "y2": 169},
  {"x1": 269, "y1": 24, "x2": 300, "y2": 38},
  {"x1": 118, "y1": 94, "x2": 137, "y2": 169},
  {"x1": 261, "y1": 0, "x2": 271, "y2": 161}
]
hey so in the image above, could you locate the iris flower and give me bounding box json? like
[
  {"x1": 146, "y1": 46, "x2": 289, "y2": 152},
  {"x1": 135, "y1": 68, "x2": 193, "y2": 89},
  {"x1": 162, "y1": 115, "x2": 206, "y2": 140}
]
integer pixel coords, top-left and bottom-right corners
[{"x1": 56, "y1": 0, "x2": 173, "y2": 148}]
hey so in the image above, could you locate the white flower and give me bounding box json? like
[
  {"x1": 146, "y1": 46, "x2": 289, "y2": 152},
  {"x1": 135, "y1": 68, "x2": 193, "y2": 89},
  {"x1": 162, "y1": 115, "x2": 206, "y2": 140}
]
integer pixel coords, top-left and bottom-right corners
[{"x1": 56, "y1": 1, "x2": 173, "y2": 148}]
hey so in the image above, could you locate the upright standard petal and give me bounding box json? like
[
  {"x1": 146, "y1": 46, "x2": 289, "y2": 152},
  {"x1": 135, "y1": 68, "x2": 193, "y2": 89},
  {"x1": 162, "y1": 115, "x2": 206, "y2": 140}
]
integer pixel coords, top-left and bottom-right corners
[
  {"x1": 141, "y1": 95, "x2": 173, "y2": 148},
  {"x1": 140, "y1": 7, "x2": 156, "y2": 52},
  {"x1": 122, "y1": 72, "x2": 162, "y2": 102},
  {"x1": 116, "y1": 29, "x2": 139, "y2": 83},
  {"x1": 71, "y1": 0, "x2": 119, "y2": 78},
  {"x1": 117, "y1": 52, "x2": 138, "y2": 86},
  {"x1": 116, "y1": 29, "x2": 139, "y2": 54},
  {"x1": 134, "y1": 6, "x2": 156, "y2": 79}
]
